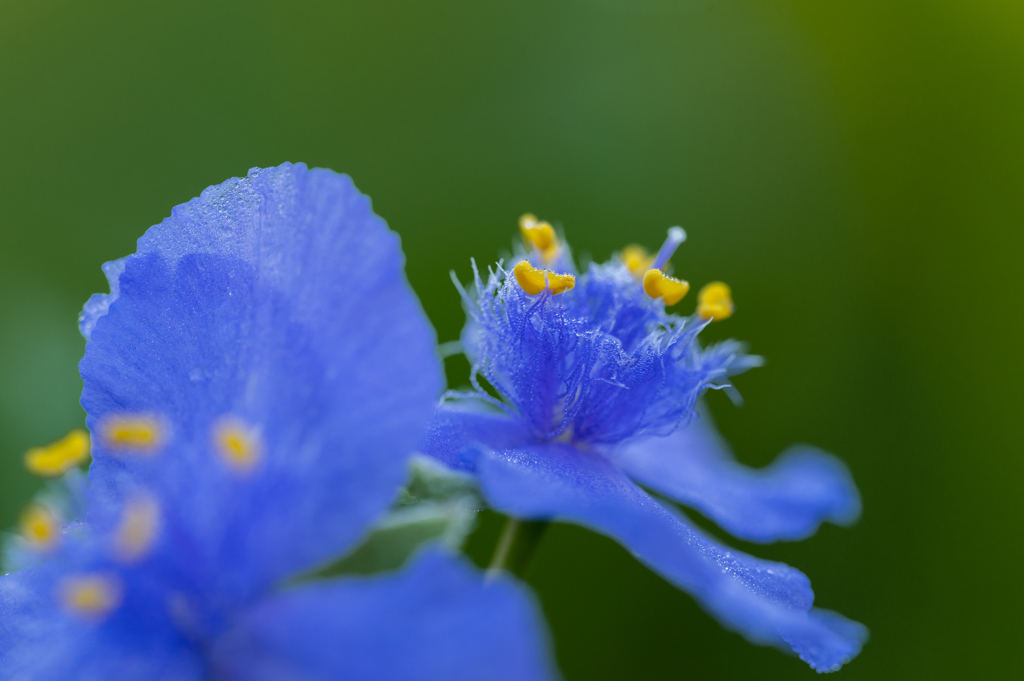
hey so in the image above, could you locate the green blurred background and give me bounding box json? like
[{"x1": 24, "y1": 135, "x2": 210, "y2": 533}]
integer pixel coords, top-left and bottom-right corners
[{"x1": 1, "y1": 0, "x2": 1021, "y2": 678}]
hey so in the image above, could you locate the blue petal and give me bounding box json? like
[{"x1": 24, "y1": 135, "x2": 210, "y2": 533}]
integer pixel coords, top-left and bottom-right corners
[
  {"x1": 0, "y1": 565, "x2": 203, "y2": 681},
  {"x1": 422, "y1": 402, "x2": 534, "y2": 472},
  {"x1": 613, "y1": 408, "x2": 861, "y2": 542},
  {"x1": 211, "y1": 549, "x2": 559, "y2": 681},
  {"x1": 79, "y1": 164, "x2": 442, "y2": 598},
  {"x1": 476, "y1": 444, "x2": 867, "y2": 672},
  {"x1": 79, "y1": 258, "x2": 126, "y2": 341}
]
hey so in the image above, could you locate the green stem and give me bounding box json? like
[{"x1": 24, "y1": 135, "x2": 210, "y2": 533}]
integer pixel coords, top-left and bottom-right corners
[{"x1": 487, "y1": 517, "x2": 549, "y2": 579}]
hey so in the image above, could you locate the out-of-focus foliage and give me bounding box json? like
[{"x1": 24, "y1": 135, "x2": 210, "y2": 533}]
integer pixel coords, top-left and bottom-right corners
[{"x1": 0, "y1": 1, "x2": 1020, "y2": 679}]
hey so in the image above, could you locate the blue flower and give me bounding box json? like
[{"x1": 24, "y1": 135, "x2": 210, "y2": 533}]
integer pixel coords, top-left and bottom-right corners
[
  {"x1": 423, "y1": 221, "x2": 868, "y2": 672},
  {"x1": 0, "y1": 165, "x2": 556, "y2": 680}
]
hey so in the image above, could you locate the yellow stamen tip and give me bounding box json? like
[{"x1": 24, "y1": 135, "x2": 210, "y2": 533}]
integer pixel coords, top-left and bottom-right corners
[
  {"x1": 114, "y1": 497, "x2": 160, "y2": 563},
  {"x1": 213, "y1": 418, "x2": 261, "y2": 474},
  {"x1": 643, "y1": 269, "x2": 690, "y2": 306},
  {"x1": 519, "y1": 215, "x2": 557, "y2": 253},
  {"x1": 99, "y1": 414, "x2": 164, "y2": 453},
  {"x1": 697, "y1": 281, "x2": 735, "y2": 321},
  {"x1": 24, "y1": 429, "x2": 90, "y2": 477},
  {"x1": 513, "y1": 261, "x2": 575, "y2": 296},
  {"x1": 621, "y1": 245, "x2": 655, "y2": 278},
  {"x1": 59, "y1": 574, "x2": 123, "y2": 621},
  {"x1": 19, "y1": 504, "x2": 59, "y2": 550}
]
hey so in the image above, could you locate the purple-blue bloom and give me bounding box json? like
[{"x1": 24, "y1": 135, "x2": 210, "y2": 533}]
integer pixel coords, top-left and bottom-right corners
[
  {"x1": 423, "y1": 223, "x2": 867, "y2": 672},
  {"x1": 0, "y1": 165, "x2": 555, "y2": 681}
]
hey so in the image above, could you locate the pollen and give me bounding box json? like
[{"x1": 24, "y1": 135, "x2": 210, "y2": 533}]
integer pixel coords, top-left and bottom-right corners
[
  {"x1": 19, "y1": 504, "x2": 59, "y2": 550},
  {"x1": 59, "y1": 574, "x2": 123, "y2": 621},
  {"x1": 24, "y1": 429, "x2": 90, "y2": 477},
  {"x1": 621, "y1": 245, "x2": 655, "y2": 279},
  {"x1": 213, "y1": 417, "x2": 261, "y2": 474},
  {"x1": 113, "y1": 497, "x2": 160, "y2": 563},
  {"x1": 697, "y1": 281, "x2": 735, "y2": 321},
  {"x1": 513, "y1": 260, "x2": 575, "y2": 296},
  {"x1": 643, "y1": 269, "x2": 690, "y2": 306},
  {"x1": 98, "y1": 414, "x2": 164, "y2": 453}
]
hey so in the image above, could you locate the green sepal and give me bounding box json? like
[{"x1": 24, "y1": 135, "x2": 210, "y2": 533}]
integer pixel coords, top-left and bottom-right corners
[{"x1": 311, "y1": 456, "x2": 482, "y2": 577}]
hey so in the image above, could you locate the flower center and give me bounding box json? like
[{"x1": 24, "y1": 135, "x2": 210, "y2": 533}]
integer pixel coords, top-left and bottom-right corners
[{"x1": 453, "y1": 219, "x2": 750, "y2": 446}]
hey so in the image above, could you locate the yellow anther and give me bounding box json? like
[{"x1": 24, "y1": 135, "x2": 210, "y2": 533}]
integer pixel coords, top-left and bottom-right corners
[
  {"x1": 519, "y1": 214, "x2": 556, "y2": 252},
  {"x1": 19, "y1": 504, "x2": 59, "y2": 550},
  {"x1": 643, "y1": 269, "x2": 690, "y2": 306},
  {"x1": 213, "y1": 418, "x2": 261, "y2": 474},
  {"x1": 113, "y1": 497, "x2": 160, "y2": 563},
  {"x1": 621, "y1": 245, "x2": 655, "y2": 279},
  {"x1": 99, "y1": 414, "x2": 164, "y2": 453},
  {"x1": 24, "y1": 429, "x2": 90, "y2": 477},
  {"x1": 513, "y1": 261, "x2": 575, "y2": 296},
  {"x1": 59, "y1": 574, "x2": 123, "y2": 621},
  {"x1": 697, "y1": 281, "x2": 735, "y2": 321},
  {"x1": 518, "y1": 214, "x2": 560, "y2": 264}
]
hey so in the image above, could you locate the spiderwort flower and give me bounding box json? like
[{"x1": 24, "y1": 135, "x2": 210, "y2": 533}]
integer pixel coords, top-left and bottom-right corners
[
  {"x1": 423, "y1": 219, "x2": 868, "y2": 672},
  {"x1": 0, "y1": 165, "x2": 555, "y2": 680}
]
